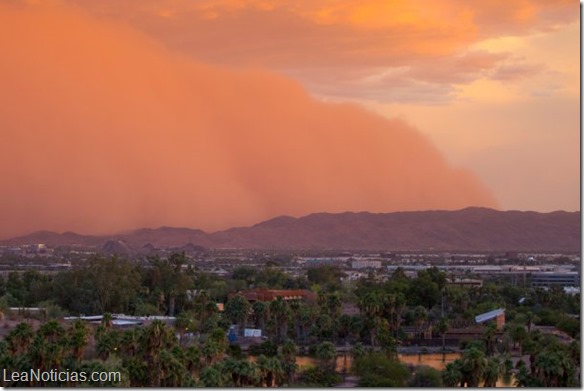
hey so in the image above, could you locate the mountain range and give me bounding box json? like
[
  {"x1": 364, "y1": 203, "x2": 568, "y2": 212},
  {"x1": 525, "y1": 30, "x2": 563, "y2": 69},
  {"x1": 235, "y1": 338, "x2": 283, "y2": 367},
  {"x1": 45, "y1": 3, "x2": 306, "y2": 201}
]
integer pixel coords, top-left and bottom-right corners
[{"x1": 2, "y1": 207, "x2": 580, "y2": 252}]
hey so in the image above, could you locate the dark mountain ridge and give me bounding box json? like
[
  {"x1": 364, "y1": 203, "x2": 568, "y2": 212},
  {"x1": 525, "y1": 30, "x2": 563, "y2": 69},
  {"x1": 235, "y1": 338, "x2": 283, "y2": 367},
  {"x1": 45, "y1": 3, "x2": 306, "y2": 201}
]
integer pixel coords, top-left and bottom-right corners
[{"x1": 2, "y1": 207, "x2": 580, "y2": 252}]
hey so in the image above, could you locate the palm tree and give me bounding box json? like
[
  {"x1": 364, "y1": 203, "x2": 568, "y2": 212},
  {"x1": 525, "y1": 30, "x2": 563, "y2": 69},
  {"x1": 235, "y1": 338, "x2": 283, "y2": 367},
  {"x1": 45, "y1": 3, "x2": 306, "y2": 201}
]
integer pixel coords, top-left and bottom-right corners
[
  {"x1": 138, "y1": 320, "x2": 178, "y2": 386},
  {"x1": 223, "y1": 357, "x2": 243, "y2": 386},
  {"x1": 141, "y1": 320, "x2": 166, "y2": 356},
  {"x1": 200, "y1": 364, "x2": 227, "y2": 387},
  {"x1": 175, "y1": 311, "x2": 197, "y2": 346},
  {"x1": 225, "y1": 294, "x2": 252, "y2": 336},
  {"x1": 202, "y1": 339, "x2": 222, "y2": 365},
  {"x1": 514, "y1": 360, "x2": 535, "y2": 387},
  {"x1": 35, "y1": 321, "x2": 67, "y2": 372},
  {"x1": 413, "y1": 305, "x2": 428, "y2": 339},
  {"x1": 483, "y1": 356, "x2": 503, "y2": 387},
  {"x1": 357, "y1": 290, "x2": 385, "y2": 346},
  {"x1": 442, "y1": 361, "x2": 462, "y2": 387},
  {"x1": 358, "y1": 290, "x2": 383, "y2": 319},
  {"x1": 157, "y1": 348, "x2": 186, "y2": 387},
  {"x1": 533, "y1": 348, "x2": 574, "y2": 387},
  {"x1": 385, "y1": 293, "x2": 406, "y2": 337},
  {"x1": 119, "y1": 328, "x2": 140, "y2": 356},
  {"x1": 509, "y1": 324, "x2": 527, "y2": 355},
  {"x1": 436, "y1": 317, "x2": 449, "y2": 351},
  {"x1": 252, "y1": 301, "x2": 269, "y2": 331},
  {"x1": 269, "y1": 297, "x2": 290, "y2": 343},
  {"x1": 351, "y1": 342, "x2": 366, "y2": 360},
  {"x1": 183, "y1": 345, "x2": 202, "y2": 378},
  {"x1": 288, "y1": 299, "x2": 303, "y2": 340},
  {"x1": 6, "y1": 322, "x2": 34, "y2": 355},
  {"x1": 376, "y1": 318, "x2": 397, "y2": 359},
  {"x1": 102, "y1": 313, "x2": 113, "y2": 329},
  {"x1": 68, "y1": 319, "x2": 89, "y2": 362},
  {"x1": 482, "y1": 323, "x2": 497, "y2": 356},
  {"x1": 96, "y1": 330, "x2": 118, "y2": 361},
  {"x1": 256, "y1": 355, "x2": 283, "y2": 387},
  {"x1": 315, "y1": 341, "x2": 337, "y2": 372},
  {"x1": 459, "y1": 347, "x2": 486, "y2": 387},
  {"x1": 279, "y1": 339, "x2": 298, "y2": 384},
  {"x1": 223, "y1": 357, "x2": 260, "y2": 387},
  {"x1": 297, "y1": 302, "x2": 317, "y2": 342}
]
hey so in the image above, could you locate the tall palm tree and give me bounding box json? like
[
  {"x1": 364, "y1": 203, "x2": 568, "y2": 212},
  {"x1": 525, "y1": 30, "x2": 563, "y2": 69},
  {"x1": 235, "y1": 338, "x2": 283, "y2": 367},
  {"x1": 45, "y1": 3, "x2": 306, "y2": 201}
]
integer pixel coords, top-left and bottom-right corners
[
  {"x1": 436, "y1": 317, "x2": 449, "y2": 351},
  {"x1": 279, "y1": 339, "x2": 298, "y2": 384},
  {"x1": 459, "y1": 347, "x2": 487, "y2": 387},
  {"x1": 252, "y1": 301, "x2": 269, "y2": 331},
  {"x1": 483, "y1": 356, "x2": 503, "y2": 387},
  {"x1": 120, "y1": 328, "x2": 140, "y2": 357},
  {"x1": 482, "y1": 323, "x2": 497, "y2": 356},
  {"x1": 269, "y1": 297, "x2": 290, "y2": 343},
  {"x1": 413, "y1": 305, "x2": 428, "y2": 339},
  {"x1": 297, "y1": 303, "x2": 317, "y2": 342},
  {"x1": 96, "y1": 329, "x2": 118, "y2": 361},
  {"x1": 36, "y1": 321, "x2": 67, "y2": 372},
  {"x1": 225, "y1": 294, "x2": 252, "y2": 336}
]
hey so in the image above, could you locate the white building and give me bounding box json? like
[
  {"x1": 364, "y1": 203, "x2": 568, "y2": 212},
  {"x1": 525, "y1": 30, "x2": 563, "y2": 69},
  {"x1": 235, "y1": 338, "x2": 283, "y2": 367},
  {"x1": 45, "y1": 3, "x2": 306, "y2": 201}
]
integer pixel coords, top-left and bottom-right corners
[{"x1": 351, "y1": 260, "x2": 382, "y2": 269}]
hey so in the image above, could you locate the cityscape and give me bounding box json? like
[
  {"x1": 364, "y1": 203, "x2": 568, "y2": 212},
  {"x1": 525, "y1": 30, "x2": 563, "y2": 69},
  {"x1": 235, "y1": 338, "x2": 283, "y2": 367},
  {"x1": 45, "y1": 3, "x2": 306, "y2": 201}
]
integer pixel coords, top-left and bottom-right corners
[{"x1": 0, "y1": 0, "x2": 580, "y2": 388}]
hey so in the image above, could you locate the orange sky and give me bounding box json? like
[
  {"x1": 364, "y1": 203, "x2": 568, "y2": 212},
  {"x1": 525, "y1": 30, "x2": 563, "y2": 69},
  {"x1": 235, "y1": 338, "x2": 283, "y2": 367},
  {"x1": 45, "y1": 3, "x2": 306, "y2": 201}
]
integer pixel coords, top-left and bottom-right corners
[{"x1": 0, "y1": 1, "x2": 578, "y2": 238}]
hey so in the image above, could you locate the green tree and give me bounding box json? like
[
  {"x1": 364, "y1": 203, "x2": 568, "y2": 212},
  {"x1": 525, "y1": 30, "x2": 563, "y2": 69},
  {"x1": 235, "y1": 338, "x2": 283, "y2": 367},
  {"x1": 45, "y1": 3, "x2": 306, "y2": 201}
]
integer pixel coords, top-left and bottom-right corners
[
  {"x1": 68, "y1": 319, "x2": 89, "y2": 363},
  {"x1": 436, "y1": 317, "x2": 449, "y2": 351},
  {"x1": 442, "y1": 361, "x2": 462, "y2": 387},
  {"x1": 410, "y1": 366, "x2": 443, "y2": 387},
  {"x1": 315, "y1": 341, "x2": 336, "y2": 372},
  {"x1": 225, "y1": 294, "x2": 252, "y2": 336},
  {"x1": 252, "y1": 300, "x2": 270, "y2": 331},
  {"x1": 353, "y1": 352, "x2": 410, "y2": 387},
  {"x1": 269, "y1": 297, "x2": 290, "y2": 343},
  {"x1": 482, "y1": 356, "x2": 503, "y2": 387}
]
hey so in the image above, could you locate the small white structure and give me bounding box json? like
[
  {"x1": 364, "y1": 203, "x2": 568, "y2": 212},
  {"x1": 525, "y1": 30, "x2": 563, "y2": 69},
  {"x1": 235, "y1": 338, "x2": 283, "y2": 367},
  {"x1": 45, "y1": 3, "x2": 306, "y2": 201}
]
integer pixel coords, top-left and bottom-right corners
[
  {"x1": 244, "y1": 328, "x2": 262, "y2": 337},
  {"x1": 475, "y1": 308, "x2": 505, "y2": 330}
]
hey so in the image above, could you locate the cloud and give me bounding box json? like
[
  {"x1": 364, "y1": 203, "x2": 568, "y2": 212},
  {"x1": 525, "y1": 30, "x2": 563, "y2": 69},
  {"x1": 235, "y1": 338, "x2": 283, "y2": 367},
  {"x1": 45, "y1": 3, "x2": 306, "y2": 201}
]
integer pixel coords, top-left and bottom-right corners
[
  {"x1": 489, "y1": 59, "x2": 544, "y2": 81},
  {"x1": 0, "y1": 2, "x2": 498, "y2": 238},
  {"x1": 59, "y1": 0, "x2": 577, "y2": 103}
]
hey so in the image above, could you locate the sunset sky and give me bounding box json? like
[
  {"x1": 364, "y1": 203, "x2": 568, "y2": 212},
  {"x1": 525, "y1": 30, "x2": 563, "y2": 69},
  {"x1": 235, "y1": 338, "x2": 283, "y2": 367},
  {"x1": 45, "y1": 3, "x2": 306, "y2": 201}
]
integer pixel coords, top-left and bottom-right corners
[{"x1": 0, "y1": 0, "x2": 579, "y2": 238}]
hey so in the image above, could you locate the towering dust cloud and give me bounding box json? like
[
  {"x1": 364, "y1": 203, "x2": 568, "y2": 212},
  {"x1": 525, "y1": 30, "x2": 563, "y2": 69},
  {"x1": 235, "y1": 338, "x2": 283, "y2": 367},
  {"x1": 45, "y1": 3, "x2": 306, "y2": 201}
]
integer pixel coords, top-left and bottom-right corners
[{"x1": 0, "y1": 3, "x2": 498, "y2": 238}]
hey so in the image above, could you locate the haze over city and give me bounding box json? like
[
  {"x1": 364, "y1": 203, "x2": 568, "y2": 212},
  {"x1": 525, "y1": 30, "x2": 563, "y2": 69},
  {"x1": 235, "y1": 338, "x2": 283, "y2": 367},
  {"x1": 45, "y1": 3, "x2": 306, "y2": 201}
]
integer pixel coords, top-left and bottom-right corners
[{"x1": 0, "y1": 0, "x2": 578, "y2": 239}]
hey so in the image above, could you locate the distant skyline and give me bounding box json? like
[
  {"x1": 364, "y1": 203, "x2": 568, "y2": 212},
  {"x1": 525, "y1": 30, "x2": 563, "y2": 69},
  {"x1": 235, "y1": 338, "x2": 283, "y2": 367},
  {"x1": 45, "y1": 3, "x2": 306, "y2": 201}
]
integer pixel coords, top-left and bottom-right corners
[{"x1": 0, "y1": 1, "x2": 579, "y2": 238}]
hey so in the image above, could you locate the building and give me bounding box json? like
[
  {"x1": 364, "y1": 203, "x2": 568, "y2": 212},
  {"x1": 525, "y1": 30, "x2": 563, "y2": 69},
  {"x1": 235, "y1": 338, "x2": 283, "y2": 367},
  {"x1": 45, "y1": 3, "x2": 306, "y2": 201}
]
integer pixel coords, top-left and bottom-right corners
[
  {"x1": 475, "y1": 308, "x2": 505, "y2": 330},
  {"x1": 351, "y1": 260, "x2": 382, "y2": 269},
  {"x1": 304, "y1": 258, "x2": 340, "y2": 268},
  {"x1": 447, "y1": 278, "x2": 483, "y2": 288},
  {"x1": 531, "y1": 272, "x2": 580, "y2": 288}
]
